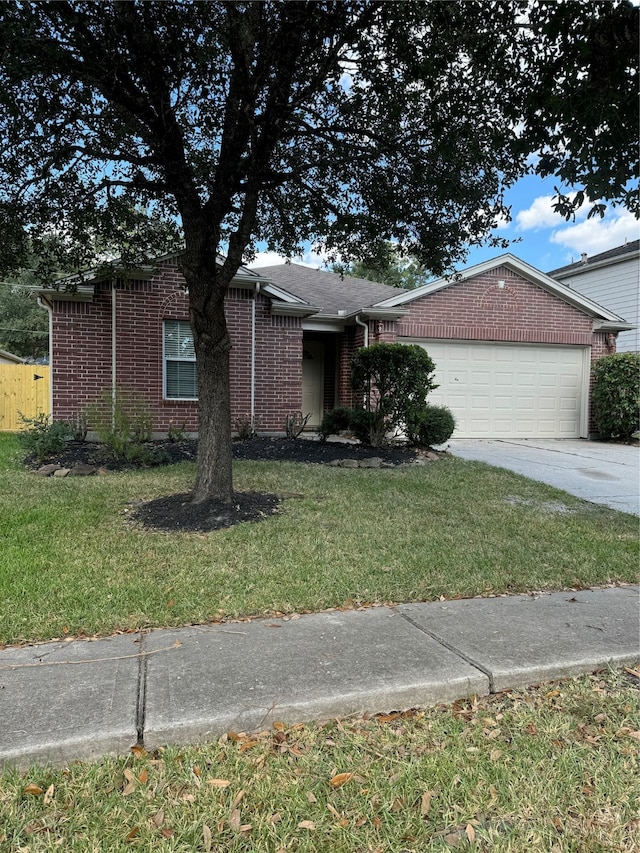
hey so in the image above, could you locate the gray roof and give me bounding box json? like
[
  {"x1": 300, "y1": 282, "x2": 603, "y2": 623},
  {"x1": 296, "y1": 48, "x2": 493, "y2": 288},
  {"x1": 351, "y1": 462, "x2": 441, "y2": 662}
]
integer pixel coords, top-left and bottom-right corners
[
  {"x1": 253, "y1": 263, "x2": 405, "y2": 318},
  {"x1": 548, "y1": 240, "x2": 640, "y2": 276}
]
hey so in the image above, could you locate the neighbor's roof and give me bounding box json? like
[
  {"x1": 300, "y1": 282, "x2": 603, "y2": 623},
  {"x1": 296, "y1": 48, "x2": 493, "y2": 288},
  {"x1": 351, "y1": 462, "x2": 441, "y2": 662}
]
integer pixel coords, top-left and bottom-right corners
[
  {"x1": 548, "y1": 240, "x2": 640, "y2": 277},
  {"x1": 0, "y1": 348, "x2": 24, "y2": 363},
  {"x1": 252, "y1": 263, "x2": 407, "y2": 319}
]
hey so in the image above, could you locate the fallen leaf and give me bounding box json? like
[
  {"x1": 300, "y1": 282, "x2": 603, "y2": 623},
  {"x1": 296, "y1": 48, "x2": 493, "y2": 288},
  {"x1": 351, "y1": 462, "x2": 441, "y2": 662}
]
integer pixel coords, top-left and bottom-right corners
[
  {"x1": 43, "y1": 784, "x2": 55, "y2": 805},
  {"x1": 229, "y1": 809, "x2": 241, "y2": 832},
  {"x1": 151, "y1": 810, "x2": 164, "y2": 828},
  {"x1": 298, "y1": 820, "x2": 316, "y2": 830},
  {"x1": 466, "y1": 824, "x2": 476, "y2": 842},
  {"x1": 161, "y1": 828, "x2": 175, "y2": 839},
  {"x1": 420, "y1": 791, "x2": 433, "y2": 815},
  {"x1": 239, "y1": 740, "x2": 259, "y2": 752},
  {"x1": 490, "y1": 749, "x2": 503, "y2": 762},
  {"x1": 232, "y1": 789, "x2": 246, "y2": 808},
  {"x1": 327, "y1": 803, "x2": 341, "y2": 820},
  {"x1": 306, "y1": 791, "x2": 317, "y2": 803},
  {"x1": 444, "y1": 833, "x2": 460, "y2": 847},
  {"x1": 23, "y1": 784, "x2": 43, "y2": 796},
  {"x1": 125, "y1": 826, "x2": 140, "y2": 842},
  {"x1": 269, "y1": 813, "x2": 282, "y2": 824},
  {"x1": 273, "y1": 721, "x2": 285, "y2": 731},
  {"x1": 624, "y1": 666, "x2": 640, "y2": 679},
  {"x1": 329, "y1": 772, "x2": 354, "y2": 788},
  {"x1": 207, "y1": 778, "x2": 231, "y2": 788},
  {"x1": 203, "y1": 824, "x2": 212, "y2": 852},
  {"x1": 137, "y1": 769, "x2": 148, "y2": 784},
  {"x1": 130, "y1": 745, "x2": 147, "y2": 758},
  {"x1": 192, "y1": 764, "x2": 201, "y2": 777}
]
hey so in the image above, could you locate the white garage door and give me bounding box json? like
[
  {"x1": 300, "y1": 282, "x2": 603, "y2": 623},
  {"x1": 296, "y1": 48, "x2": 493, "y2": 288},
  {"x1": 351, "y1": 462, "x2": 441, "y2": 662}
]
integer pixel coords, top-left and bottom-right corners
[{"x1": 405, "y1": 339, "x2": 589, "y2": 439}]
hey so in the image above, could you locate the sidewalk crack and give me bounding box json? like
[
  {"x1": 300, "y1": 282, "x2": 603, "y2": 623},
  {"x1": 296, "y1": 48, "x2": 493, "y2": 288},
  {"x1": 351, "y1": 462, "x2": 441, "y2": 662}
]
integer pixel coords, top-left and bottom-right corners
[
  {"x1": 396, "y1": 608, "x2": 496, "y2": 692},
  {"x1": 135, "y1": 633, "x2": 148, "y2": 746}
]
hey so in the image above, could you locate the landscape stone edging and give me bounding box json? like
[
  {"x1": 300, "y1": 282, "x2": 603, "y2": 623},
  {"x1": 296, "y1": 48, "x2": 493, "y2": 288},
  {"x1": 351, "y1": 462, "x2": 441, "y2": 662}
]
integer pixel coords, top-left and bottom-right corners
[{"x1": 35, "y1": 452, "x2": 443, "y2": 477}]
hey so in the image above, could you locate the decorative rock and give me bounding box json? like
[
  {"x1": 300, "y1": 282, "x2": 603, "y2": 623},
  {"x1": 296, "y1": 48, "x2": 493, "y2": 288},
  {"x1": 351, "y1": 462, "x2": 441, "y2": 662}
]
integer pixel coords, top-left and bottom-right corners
[
  {"x1": 67, "y1": 463, "x2": 97, "y2": 477},
  {"x1": 359, "y1": 457, "x2": 383, "y2": 469},
  {"x1": 53, "y1": 468, "x2": 71, "y2": 477},
  {"x1": 36, "y1": 464, "x2": 61, "y2": 477},
  {"x1": 339, "y1": 459, "x2": 360, "y2": 468},
  {"x1": 426, "y1": 451, "x2": 440, "y2": 461}
]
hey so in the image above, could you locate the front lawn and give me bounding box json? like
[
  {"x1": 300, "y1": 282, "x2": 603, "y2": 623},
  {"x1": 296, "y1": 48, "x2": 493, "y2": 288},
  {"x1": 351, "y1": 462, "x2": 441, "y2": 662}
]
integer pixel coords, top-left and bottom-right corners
[{"x1": 0, "y1": 433, "x2": 637, "y2": 646}]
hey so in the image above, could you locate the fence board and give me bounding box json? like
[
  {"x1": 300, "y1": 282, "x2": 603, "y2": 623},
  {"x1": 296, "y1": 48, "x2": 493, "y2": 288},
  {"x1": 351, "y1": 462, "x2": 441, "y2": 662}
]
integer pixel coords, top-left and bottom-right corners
[{"x1": 0, "y1": 365, "x2": 50, "y2": 431}]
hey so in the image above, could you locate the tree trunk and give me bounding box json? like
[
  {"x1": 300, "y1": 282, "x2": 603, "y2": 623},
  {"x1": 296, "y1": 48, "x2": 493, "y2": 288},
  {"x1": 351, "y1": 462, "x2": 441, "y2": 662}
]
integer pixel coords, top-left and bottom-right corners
[{"x1": 189, "y1": 279, "x2": 234, "y2": 505}]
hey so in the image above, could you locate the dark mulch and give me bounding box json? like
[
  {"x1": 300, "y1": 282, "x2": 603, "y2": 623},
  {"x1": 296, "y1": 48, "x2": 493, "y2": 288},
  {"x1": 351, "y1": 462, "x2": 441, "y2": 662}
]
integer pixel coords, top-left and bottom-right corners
[{"x1": 28, "y1": 436, "x2": 419, "y2": 533}]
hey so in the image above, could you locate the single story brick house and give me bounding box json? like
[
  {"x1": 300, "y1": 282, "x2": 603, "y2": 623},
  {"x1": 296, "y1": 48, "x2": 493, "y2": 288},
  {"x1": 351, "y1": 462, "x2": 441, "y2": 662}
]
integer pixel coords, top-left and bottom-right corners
[{"x1": 35, "y1": 252, "x2": 632, "y2": 439}]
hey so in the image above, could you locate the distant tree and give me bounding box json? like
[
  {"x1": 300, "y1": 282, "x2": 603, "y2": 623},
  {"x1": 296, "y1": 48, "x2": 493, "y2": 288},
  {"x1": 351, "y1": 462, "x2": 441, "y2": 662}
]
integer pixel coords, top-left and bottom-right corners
[
  {"x1": 333, "y1": 242, "x2": 432, "y2": 290},
  {"x1": 0, "y1": 278, "x2": 48, "y2": 360},
  {"x1": 0, "y1": 1, "x2": 637, "y2": 503}
]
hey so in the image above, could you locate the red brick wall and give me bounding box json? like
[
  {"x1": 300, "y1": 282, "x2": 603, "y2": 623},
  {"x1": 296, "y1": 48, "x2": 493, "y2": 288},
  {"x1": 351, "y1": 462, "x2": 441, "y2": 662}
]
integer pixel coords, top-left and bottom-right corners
[
  {"x1": 49, "y1": 259, "x2": 303, "y2": 435},
  {"x1": 396, "y1": 266, "x2": 595, "y2": 346}
]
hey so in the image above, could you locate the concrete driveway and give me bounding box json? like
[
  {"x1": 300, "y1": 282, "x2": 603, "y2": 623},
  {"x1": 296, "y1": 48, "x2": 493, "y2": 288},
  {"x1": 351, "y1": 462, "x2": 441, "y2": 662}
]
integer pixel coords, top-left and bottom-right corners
[{"x1": 448, "y1": 439, "x2": 640, "y2": 516}]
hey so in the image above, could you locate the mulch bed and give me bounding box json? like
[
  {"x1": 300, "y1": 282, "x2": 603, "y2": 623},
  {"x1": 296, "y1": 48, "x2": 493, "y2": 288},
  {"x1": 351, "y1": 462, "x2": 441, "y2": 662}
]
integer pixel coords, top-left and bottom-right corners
[{"x1": 28, "y1": 437, "x2": 421, "y2": 533}]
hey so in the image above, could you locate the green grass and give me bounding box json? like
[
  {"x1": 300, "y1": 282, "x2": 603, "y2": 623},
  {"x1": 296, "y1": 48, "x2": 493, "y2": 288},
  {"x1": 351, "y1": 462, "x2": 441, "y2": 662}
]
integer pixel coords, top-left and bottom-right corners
[
  {"x1": 0, "y1": 432, "x2": 637, "y2": 646},
  {"x1": 1, "y1": 668, "x2": 638, "y2": 851}
]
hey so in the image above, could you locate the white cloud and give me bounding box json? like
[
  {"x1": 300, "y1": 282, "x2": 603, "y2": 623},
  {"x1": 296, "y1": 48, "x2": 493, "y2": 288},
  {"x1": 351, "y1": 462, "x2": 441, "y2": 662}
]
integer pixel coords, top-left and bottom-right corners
[
  {"x1": 550, "y1": 209, "x2": 639, "y2": 259},
  {"x1": 515, "y1": 195, "x2": 575, "y2": 231},
  {"x1": 246, "y1": 247, "x2": 335, "y2": 270},
  {"x1": 245, "y1": 251, "x2": 288, "y2": 269}
]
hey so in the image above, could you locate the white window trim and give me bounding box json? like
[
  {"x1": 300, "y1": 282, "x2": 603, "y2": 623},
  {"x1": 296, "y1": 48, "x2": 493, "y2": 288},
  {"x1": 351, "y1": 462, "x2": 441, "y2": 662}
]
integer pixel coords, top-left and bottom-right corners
[{"x1": 163, "y1": 319, "x2": 198, "y2": 401}]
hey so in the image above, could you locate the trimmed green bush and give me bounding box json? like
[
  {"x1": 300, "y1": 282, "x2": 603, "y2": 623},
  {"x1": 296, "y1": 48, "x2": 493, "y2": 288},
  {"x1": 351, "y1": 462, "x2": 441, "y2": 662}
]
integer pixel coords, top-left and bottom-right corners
[
  {"x1": 350, "y1": 343, "x2": 438, "y2": 446},
  {"x1": 319, "y1": 406, "x2": 353, "y2": 440},
  {"x1": 592, "y1": 352, "x2": 640, "y2": 440},
  {"x1": 406, "y1": 403, "x2": 456, "y2": 447}
]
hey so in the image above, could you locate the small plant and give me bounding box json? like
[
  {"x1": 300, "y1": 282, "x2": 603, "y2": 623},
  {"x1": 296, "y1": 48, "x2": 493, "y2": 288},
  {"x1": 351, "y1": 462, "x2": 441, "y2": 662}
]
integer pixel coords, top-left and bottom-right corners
[
  {"x1": 234, "y1": 414, "x2": 258, "y2": 440},
  {"x1": 17, "y1": 412, "x2": 72, "y2": 461},
  {"x1": 406, "y1": 403, "x2": 456, "y2": 447},
  {"x1": 167, "y1": 420, "x2": 188, "y2": 442},
  {"x1": 85, "y1": 386, "x2": 154, "y2": 460},
  {"x1": 592, "y1": 352, "x2": 640, "y2": 440},
  {"x1": 70, "y1": 411, "x2": 88, "y2": 442},
  {"x1": 284, "y1": 411, "x2": 311, "y2": 439}
]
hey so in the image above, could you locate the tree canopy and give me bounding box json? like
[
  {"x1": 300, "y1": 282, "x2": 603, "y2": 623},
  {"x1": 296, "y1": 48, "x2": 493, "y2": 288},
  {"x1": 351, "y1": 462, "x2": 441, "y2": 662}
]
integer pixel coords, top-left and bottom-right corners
[
  {"x1": 0, "y1": 0, "x2": 637, "y2": 501},
  {"x1": 333, "y1": 243, "x2": 433, "y2": 290}
]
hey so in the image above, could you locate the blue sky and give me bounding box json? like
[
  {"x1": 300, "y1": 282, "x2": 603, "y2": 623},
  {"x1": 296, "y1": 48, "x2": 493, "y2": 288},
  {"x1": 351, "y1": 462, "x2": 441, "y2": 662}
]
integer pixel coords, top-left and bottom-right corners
[{"x1": 249, "y1": 173, "x2": 639, "y2": 276}]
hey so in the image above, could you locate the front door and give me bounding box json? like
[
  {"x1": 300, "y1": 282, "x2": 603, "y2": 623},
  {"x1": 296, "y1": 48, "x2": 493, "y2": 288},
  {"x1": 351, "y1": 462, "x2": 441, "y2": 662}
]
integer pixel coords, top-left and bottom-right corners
[{"x1": 302, "y1": 341, "x2": 324, "y2": 428}]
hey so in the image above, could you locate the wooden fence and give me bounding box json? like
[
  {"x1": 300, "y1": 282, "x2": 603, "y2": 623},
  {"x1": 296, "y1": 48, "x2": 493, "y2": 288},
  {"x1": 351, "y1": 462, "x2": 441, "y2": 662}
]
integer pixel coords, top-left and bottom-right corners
[{"x1": 0, "y1": 364, "x2": 50, "y2": 431}]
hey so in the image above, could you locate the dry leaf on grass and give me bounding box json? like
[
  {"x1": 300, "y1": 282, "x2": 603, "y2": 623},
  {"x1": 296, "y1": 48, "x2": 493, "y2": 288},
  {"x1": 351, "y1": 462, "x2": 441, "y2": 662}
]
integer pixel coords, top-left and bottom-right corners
[
  {"x1": 23, "y1": 784, "x2": 43, "y2": 796},
  {"x1": 329, "y1": 772, "x2": 354, "y2": 788},
  {"x1": 298, "y1": 820, "x2": 316, "y2": 830}
]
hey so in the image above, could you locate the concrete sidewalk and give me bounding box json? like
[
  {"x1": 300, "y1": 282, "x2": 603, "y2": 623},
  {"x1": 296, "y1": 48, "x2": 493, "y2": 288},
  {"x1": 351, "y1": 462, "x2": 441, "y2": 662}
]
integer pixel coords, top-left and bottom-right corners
[{"x1": 1, "y1": 586, "x2": 638, "y2": 769}]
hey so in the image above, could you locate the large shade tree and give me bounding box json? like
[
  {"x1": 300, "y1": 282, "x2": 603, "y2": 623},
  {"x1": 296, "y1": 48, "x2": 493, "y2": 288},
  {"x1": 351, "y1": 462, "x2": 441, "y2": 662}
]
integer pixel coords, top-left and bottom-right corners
[{"x1": 0, "y1": 0, "x2": 637, "y2": 503}]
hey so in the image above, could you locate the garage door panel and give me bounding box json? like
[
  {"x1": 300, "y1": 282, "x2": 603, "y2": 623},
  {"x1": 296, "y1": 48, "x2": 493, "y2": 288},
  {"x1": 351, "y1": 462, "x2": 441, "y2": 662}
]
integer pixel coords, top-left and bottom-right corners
[{"x1": 405, "y1": 340, "x2": 586, "y2": 439}]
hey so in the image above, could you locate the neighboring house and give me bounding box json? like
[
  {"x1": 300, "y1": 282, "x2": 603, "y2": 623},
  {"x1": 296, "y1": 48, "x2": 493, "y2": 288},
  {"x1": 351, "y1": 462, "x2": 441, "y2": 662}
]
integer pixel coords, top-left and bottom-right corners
[
  {"x1": 0, "y1": 348, "x2": 25, "y2": 364},
  {"x1": 548, "y1": 240, "x2": 639, "y2": 353},
  {"x1": 34, "y1": 253, "x2": 631, "y2": 440}
]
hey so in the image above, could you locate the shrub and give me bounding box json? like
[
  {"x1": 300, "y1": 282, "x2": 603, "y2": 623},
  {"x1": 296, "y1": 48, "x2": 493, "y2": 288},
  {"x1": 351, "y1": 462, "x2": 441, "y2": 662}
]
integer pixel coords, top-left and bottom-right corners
[
  {"x1": 591, "y1": 352, "x2": 640, "y2": 440},
  {"x1": 18, "y1": 412, "x2": 72, "y2": 461},
  {"x1": 350, "y1": 343, "x2": 438, "y2": 446},
  {"x1": 406, "y1": 403, "x2": 456, "y2": 447},
  {"x1": 319, "y1": 407, "x2": 353, "y2": 440},
  {"x1": 233, "y1": 414, "x2": 258, "y2": 440},
  {"x1": 85, "y1": 386, "x2": 154, "y2": 459}
]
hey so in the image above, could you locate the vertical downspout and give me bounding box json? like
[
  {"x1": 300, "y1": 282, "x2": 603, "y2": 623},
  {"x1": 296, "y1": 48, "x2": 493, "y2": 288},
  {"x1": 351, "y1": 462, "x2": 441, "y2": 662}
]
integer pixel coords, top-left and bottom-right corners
[
  {"x1": 354, "y1": 313, "x2": 369, "y2": 347},
  {"x1": 250, "y1": 283, "x2": 260, "y2": 427},
  {"x1": 112, "y1": 281, "x2": 117, "y2": 428},
  {"x1": 36, "y1": 296, "x2": 53, "y2": 421}
]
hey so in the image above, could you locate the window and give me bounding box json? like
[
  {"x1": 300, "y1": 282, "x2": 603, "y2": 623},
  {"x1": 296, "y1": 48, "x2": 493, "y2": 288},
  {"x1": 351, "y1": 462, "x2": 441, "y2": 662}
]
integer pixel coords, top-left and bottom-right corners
[{"x1": 164, "y1": 320, "x2": 197, "y2": 399}]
